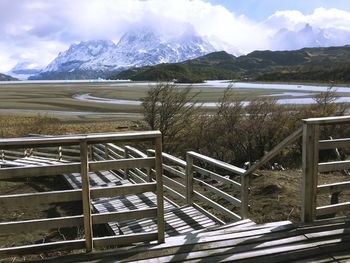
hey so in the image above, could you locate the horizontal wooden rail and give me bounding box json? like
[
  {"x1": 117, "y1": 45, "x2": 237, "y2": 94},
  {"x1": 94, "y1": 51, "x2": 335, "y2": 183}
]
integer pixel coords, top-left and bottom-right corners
[
  {"x1": 90, "y1": 182, "x2": 157, "y2": 199},
  {"x1": 89, "y1": 157, "x2": 155, "y2": 172},
  {"x1": 93, "y1": 232, "x2": 158, "y2": 248},
  {"x1": 193, "y1": 191, "x2": 241, "y2": 221},
  {"x1": 303, "y1": 115, "x2": 350, "y2": 125},
  {"x1": 188, "y1": 151, "x2": 245, "y2": 175},
  {"x1": 316, "y1": 202, "x2": 350, "y2": 216},
  {"x1": 148, "y1": 149, "x2": 186, "y2": 167},
  {"x1": 318, "y1": 160, "x2": 350, "y2": 173},
  {"x1": 319, "y1": 138, "x2": 350, "y2": 150},
  {"x1": 193, "y1": 178, "x2": 241, "y2": 207},
  {"x1": 0, "y1": 131, "x2": 161, "y2": 149},
  {"x1": 0, "y1": 163, "x2": 80, "y2": 179},
  {"x1": 0, "y1": 240, "x2": 85, "y2": 257},
  {"x1": 125, "y1": 146, "x2": 148, "y2": 158},
  {"x1": 0, "y1": 215, "x2": 84, "y2": 234},
  {"x1": 92, "y1": 208, "x2": 157, "y2": 224},
  {"x1": 0, "y1": 189, "x2": 82, "y2": 207},
  {"x1": 163, "y1": 175, "x2": 186, "y2": 193},
  {"x1": 193, "y1": 165, "x2": 241, "y2": 190},
  {"x1": 163, "y1": 164, "x2": 186, "y2": 179},
  {"x1": 317, "y1": 181, "x2": 350, "y2": 194}
]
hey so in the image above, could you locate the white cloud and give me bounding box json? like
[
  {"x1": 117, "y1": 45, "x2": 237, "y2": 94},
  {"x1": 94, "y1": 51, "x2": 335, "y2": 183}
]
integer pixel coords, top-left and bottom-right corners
[{"x1": 1, "y1": 1, "x2": 350, "y2": 73}]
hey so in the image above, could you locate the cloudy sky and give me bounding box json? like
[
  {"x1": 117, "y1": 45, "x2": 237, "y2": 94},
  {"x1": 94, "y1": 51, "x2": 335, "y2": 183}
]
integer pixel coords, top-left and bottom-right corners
[{"x1": 1, "y1": 0, "x2": 350, "y2": 73}]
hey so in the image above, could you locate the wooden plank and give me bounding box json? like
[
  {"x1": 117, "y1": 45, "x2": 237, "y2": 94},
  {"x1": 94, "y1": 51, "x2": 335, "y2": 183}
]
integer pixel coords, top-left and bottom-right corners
[
  {"x1": 188, "y1": 151, "x2": 246, "y2": 175},
  {"x1": 317, "y1": 181, "x2": 350, "y2": 194},
  {"x1": 243, "y1": 127, "x2": 302, "y2": 176},
  {"x1": 89, "y1": 157, "x2": 155, "y2": 172},
  {"x1": 92, "y1": 208, "x2": 157, "y2": 224},
  {"x1": 316, "y1": 202, "x2": 350, "y2": 216},
  {"x1": 318, "y1": 160, "x2": 350, "y2": 173},
  {"x1": 193, "y1": 191, "x2": 241, "y2": 221},
  {"x1": 163, "y1": 174, "x2": 186, "y2": 193},
  {"x1": 163, "y1": 164, "x2": 186, "y2": 179},
  {"x1": 241, "y1": 174, "x2": 249, "y2": 219},
  {"x1": 0, "y1": 131, "x2": 161, "y2": 149},
  {"x1": 80, "y1": 140, "x2": 93, "y2": 252},
  {"x1": 0, "y1": 239, "x2": 85, "y2": 257},
  {"x1": 106, "y1": 143, "x2": 125, "y2": 155},
  {"x1": 319, "y1": 138, "x2": 350, "y2": 150},
  {"x1": 193, "y1": 178, "x2": 241, "y2": 207},
  {"x1": 302, "y1": 122, "x2": 319, "y2": 223},
  {"x1": 93, "y1": 232, "x2": 158, "y2": 248},
  {"x1": 186, "y1": 153, "x2": 194, "y2": 205},
  {"x1": 155, "y1": 136, "x2": 165, "y2": 244},
  {"x1": 147, "y1": 150, "x2": 187, "y2": 167},
  {"x1": 90, "y1": 183, "x2": 157, "y2": 198},
  {"x1": 0, "y1": 162, "x2": 80, "y2": 179},
  {"x1": 163, "y1": 185, "x2": 187, "y2": 202},
  {"x1": 193, "y1": 165, "x2": 241, "y2": 189},
  {"x1": 125, "y1": 145, "x2": 148, "y2": 158},
  {"x1": 0, "y1": 189, "x2": 82, "y2": 206},
  {"x1": 0, "y1": 215, "x2": 83, "y2": 234},
  {"x1": 303, "y1": 115, "x2": 350, "y2": 125}
]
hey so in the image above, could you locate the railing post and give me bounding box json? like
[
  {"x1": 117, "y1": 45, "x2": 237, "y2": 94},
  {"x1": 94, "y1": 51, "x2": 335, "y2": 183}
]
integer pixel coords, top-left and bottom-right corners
[
  {"x1": 104, "y1": 144, "x2": 109, "y2": 159},
  {"x1": 154, "y1": 136, "x2": 165, "y2": 243},
  {"x1": 58, "y1": 146, "x2": 62, "y2": 161},
  {"x1": 186, "y1": 152, "x2": 194, "y2": 205},
  {"x1": 146, "y1": 150, "x2": 152, "y2": 182},
  {"x1": 240, "y1": 174, "x2": 249, "y2": 219},
  {"x1": 302, "y1": 122, "x2": 320, "y2": 223},
  {"x1": 124, "y1": 147, "x2": 130, "y2": 179},
  {"x1": 80, "y1": 139, "x2": 93, "y2": 252}
]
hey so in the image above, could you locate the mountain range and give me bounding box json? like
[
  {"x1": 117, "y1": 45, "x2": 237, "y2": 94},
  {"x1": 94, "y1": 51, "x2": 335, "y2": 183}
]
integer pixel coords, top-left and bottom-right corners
[
  {"x1": 111, "y1": 45, "x2": 350, "y2": 83},
  {"x1": 29, "y1": 29, "x2": 215, "y2": 80}
]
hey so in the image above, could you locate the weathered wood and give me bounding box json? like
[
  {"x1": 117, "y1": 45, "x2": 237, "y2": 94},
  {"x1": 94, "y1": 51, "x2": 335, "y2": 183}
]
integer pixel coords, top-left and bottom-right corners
[
  {"x1": 303, "y1": 115, "x2": 350, "y2": 125},
  {"x1": 163, "y1": 174, "x2": 186, "y2": 193},
  {"x1": 316, "y1": 202, "x2": 350, "y2": 216},
  {"x1": 241, "y1": 174, "x2": 249, "y2": 219},
  {"x1": 125, "y1": 145, "x2": 148, "y2": 158},
  {"x1": 80, "y1": 140, "x2": 93, "y2": 252},
  {"x1": 317, "y1": 181, "x2": 350, "y2": 194},
  {"x1": 89, "y1": 157, "x2": 155, "y2": 172},
  {"x1": 90, "y1": 183, "x2": 157, "y2": 198},
  {"x1": 0, "y1": 189, "x2": 82, "y2": 206},
  {"x1": 93, "y1": 232, "x2": 158, "y2": 248},
  {"x1": 302, "y1": 123, "x2": 320, "y2": 223},
  {"x1": 193, "y1": 191, "x2": 241, "y2": 221},
  {"x1": 154, "y1": 136, "x2": 165, "y2": 244},
  {"x1": 318, "y1": 160, "x2": 350, "y2": 173},
  {"x1": 243, "y1": 127, "x2": 302, "y2": 176},
  {"x1": 193, "y1": 165, "x2": 241, "y2": 189},
  {"x1": 0, "y1": 162, "x2": 80, "y2": 179},
  {"x1": 163, "y1": 164, "x2": 186, "y2": 179},
  {"x1": 0, "y1": 215, "x2": 84, "y2": 234},
  {"x1": 186, "y1": 153, "x2": 194, "y2": 205},
  {"x1": 193, "y1": 178, "x2": 241, "y2": 207},
  {"x1": 319, "y1": 138, "x2": 350, "y2": 150},
  {"x1": 92, "y1": 208, "x2": 157, "y2": 224},
  {"x1": 147, "y1": 149, "x2": 187, "y2": 167},
  {"x1": 0, "y1": 131, "x2": 161, "y2": 149},
  {"x1": 188, "y1": 151, "x2": 246, "y2": 175},
  {"x1": 163, "y1": 185, "x2": 187, "y2": 202},
  {"x1": 0, "y1": 239, "x2": 85, "y2": 257}
]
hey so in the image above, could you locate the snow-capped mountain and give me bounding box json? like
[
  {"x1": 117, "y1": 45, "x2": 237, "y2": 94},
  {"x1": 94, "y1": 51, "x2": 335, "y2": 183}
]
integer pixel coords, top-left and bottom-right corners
[
  {"x1": 9, "y1": 61, "x2": 42, "y2": 80},
  {"x1": 31, "y1": 29, "x2": 216, "y2": 80},
  {"x1": 271, "y1": 24, "x2": 350, "y2": 51}
]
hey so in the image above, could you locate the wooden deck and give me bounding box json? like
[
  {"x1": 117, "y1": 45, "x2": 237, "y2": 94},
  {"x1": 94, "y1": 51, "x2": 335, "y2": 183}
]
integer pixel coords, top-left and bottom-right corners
[
  {"x1": 42, "y1": 217, "x2": 350, "y2": 263},
  {"x1": 63, "y1": 169, "x2": 219, "y2": 237}
]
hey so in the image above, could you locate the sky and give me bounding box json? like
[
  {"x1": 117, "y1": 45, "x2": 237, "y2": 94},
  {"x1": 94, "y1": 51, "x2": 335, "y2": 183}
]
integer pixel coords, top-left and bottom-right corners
[{"x1": 1, "y1": 0, "x2": 350, "y2": 73}]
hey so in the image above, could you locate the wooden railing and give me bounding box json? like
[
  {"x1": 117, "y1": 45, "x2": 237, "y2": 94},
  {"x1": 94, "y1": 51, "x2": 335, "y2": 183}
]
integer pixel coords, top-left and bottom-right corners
[
  {"x1": 0, "y1": 131, "x2": 164, "y2": 257},
  {"x1": 302, "y1": 116, "x2": 350, "y2": 223}
]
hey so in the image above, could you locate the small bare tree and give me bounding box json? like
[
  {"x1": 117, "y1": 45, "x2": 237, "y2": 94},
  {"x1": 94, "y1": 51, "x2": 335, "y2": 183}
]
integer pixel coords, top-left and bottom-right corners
[{"x1": 141, "y1": 83, "x2": 200, "y2": 152}]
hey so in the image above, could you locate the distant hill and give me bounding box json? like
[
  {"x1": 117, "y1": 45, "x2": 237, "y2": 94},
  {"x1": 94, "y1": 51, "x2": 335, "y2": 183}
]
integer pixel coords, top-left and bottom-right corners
[
  {"x1": 0, "y1": 73, "x2": 18, "y2": 81},
  {"x1": 110, "y1": 45, "x2": 350, "y2": 82}
]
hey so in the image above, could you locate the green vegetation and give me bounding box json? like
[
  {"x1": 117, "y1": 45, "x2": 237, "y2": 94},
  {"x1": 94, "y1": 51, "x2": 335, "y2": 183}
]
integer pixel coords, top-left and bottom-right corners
[{"x1": 111, "y1": 45, "x2": 350, "y2": 83}]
